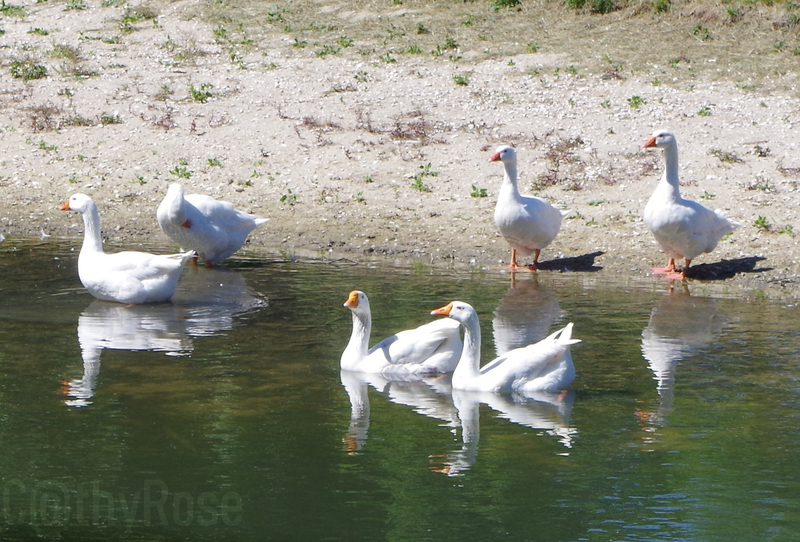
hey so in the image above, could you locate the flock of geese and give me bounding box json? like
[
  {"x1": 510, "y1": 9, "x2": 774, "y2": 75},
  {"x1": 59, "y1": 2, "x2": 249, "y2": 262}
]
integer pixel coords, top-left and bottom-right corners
[{"x1": 58, "y1": 129, "x2": 742, "y2": 396}]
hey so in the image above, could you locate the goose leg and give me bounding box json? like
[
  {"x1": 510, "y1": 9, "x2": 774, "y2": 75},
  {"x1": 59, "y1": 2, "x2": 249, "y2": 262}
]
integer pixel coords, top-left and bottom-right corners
[
  {"x1": 508, "y1": 248, "x2": 535, "y2": 271},
  {"x1": 680, "y1": 258, "x2": 692, "y2": 279},
  {"x1": 528, "y1": 249, "x2": 541, "y2": 271},
  {"x1": 652, "y1": 258, "x2": 685, "y2": 280}
]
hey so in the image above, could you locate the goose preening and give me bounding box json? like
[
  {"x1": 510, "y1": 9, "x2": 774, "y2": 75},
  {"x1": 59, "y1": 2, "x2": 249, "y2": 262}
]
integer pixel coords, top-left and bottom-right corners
[
  {"x1": 157, "y1": 183, "x2": 268, "y2": 266},
  {"x1": 341, "y1": 290, "x2": 463, "y2": 375},
  {"x1": 431, "y1": 301, "x2": 578, "y2": 394},
  {"x1": 643, "y1": 130, "x2": 741, "y2": 279},
  {"x1": 491, "y1": 145, "x2": 569, "y2": 270},
  {"x1": 60, "y1": 193, "x2": 194, "y2": 304}
]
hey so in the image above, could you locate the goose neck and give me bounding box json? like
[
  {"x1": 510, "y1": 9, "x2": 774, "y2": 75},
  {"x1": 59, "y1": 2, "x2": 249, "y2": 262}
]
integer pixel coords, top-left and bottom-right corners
[
  {"x1": 661, "y1": 144, "x2": 680, "y2": 188},
  {"x1": 342, "y1": 310, "x2": 371, "y2": 369},
  {"x1": 80, "y1": 203, "x2": 104, "y2": 253},
  {"x1": 501, "y1": 161, "x2": 520, "y2": 194},
  {"x1": 453, "y1": 313, "x2": 482, "y2": 383}
]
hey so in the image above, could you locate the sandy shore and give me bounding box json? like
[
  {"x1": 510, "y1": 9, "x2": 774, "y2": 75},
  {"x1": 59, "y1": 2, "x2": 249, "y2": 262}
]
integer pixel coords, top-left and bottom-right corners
[{"x1": 1, "y1": 0, "x2": 798, "y2": 299}]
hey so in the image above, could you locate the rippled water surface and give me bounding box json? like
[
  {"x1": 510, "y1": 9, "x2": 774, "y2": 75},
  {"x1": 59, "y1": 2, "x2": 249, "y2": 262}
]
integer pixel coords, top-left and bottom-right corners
[{"x1": 1, "y1": 239, "x2": 798, "y2": 541}]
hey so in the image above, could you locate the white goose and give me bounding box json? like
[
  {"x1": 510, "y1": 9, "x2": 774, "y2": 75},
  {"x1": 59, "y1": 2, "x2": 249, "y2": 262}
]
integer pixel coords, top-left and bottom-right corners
[
  {"x1": 341, "y1": 290, "x2": 463, "y2": 375},
  {"x1": 60, "y1": 193, "x2": 194, "y2": 304},
  {"x1": 157, "y1": 183, "x2": 268, "y2": 266},
  {"x1": 491, "y1": 145, "x2": 568, "y2": 270},
  {"x1": 643, "y1": 130, "x2": 741, "y2": 279},
  {"x1": 432, "y1": 301, "x2": 578, "y2": 394}
]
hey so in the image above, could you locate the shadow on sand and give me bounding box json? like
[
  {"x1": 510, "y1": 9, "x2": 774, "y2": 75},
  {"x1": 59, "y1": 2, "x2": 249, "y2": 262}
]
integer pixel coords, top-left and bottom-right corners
[
  {"x1": 686, "y1": 256, "x2": 770, "y2": 280},
  {"x1": 536, "y1": 251, "x2": 604, "y2": 273}
]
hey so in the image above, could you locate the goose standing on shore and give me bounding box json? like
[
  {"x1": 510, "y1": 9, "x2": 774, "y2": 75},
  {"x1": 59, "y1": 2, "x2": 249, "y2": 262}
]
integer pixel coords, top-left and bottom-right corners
[
  {"x1": 60, "y1": 193, "x2": 194, "y2": 304},
  {"x1": 643, "y1": 130, "x2": 741, "y2": 279},
  {"x1": 491, "y1": 146, "x2": 568, "y2": 270},
  {"x1": 157, "y1": 183, "x2": 268, "y2": 266}
]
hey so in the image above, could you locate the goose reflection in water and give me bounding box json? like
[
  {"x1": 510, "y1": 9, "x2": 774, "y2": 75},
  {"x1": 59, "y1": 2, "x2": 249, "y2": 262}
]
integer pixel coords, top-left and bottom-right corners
[
  {"x1": 63, "y1": 266, "x2": 266, "y2": 407},
  {"x1": 432, "y1": 389, "x2": 576, "y2": 476},
  {"x1": 640, "y1": 284, "x2": 729, "y2": 425},
  {"x1": 340, "y1": 370, "x2": 457, "y2": 455},
  {"x1": 425, "y1": 274, "x2": 575, "y2": 475},
  {"x1": 492, "y1": 273, "x2": 564, "y2": 357}
]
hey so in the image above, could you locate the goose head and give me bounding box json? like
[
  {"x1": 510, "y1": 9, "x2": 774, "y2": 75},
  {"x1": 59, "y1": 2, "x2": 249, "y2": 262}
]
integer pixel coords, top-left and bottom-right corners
[
  {"x1": 59, "y1": 193, "x2": 95, "y2": 214},
  {"x1": 643, "y1": 130, "x2": 676, "y2": 150},
  {"x1": 489, "y1": 145, "x2": 517, "y2": 164},
  {"x1": 344, "y1": 290, "x2": 370, "y2": 315},
  {"x1": 431, "y1": 301, "x2": 478, "y2": 325}
]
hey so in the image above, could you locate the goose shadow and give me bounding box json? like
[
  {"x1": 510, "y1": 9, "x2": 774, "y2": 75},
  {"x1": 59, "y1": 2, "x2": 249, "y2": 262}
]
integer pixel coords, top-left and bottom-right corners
[
  {"x1": 535, "y1": 251, "x2": 604, "y2": 272},
  {"x1": 686, "y1": 256, "x2": 770, "y2": 280}
]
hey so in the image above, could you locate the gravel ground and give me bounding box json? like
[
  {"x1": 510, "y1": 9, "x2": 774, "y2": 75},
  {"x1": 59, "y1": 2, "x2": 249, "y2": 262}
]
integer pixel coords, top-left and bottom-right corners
[{"x1": 1, "y1": 0, "x2": 798, "y2": 299}]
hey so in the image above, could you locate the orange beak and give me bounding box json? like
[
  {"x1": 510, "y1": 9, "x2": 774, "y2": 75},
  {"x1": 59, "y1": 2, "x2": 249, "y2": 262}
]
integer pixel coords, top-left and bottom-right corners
[
  {"x1": 489, "y1": 152, "x2": 501, "y2": 162},
  {"x1": 59, "y1": 201, "x2": 71, "y2": 211},
  {"x1": 643, "y1": 136, "x2": 657, "y2": 148},
  {"x1": 344, "y1": 291, "x2": 359, "y2": 309},
  {"x1": 431, "y1": 302, "x2": 453, "y2": 317}
]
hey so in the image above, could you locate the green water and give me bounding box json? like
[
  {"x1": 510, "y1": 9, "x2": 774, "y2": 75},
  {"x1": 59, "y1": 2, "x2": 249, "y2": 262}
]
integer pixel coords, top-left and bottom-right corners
[{"x1": 0, "y1": 240, "x2": 798, "y2": 541}]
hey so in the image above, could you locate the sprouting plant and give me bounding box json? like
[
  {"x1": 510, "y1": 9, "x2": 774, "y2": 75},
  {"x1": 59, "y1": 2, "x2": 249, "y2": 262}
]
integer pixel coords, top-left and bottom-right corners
[
  {"x1": 315, "y1": 45, "x2": 340, "y2": 57},
  {"x1": 654, "y1": 0, "x2": 670, "y2": 13},
  {"x1": 526, "y1": 42, "x2": 539, "y2": 53},
  {"x1": 64, "y1": 0, "x2": 85, "y2": 10},
  {"x1": 753, "y1": 145, "x2": 770, "y2": 157},
  {"x1": 337, "y1": 36, "x2": 353, "y2": 48},
  {"x1": 10, "y1": 60, "x2": 47, "y2": 81},
  {"x1": 37, "y1": 139, "x2": 57, "y2": 151},
  {"x1": 190, "y1": 83, "x2": 213, "y2": 103},
  {"x1": 379, "y1": 52, "x2": 396, "y2": 64},
  {"x1": 133, "y1": 174, "x2": 146, "y2": 185},
  {"x1": 0, "y1": 0, "x2": 26, "y2": 16},
  {"x1": 99, "y1": 111, "x2": 122, "y2": 125},
  {"x1": 587, "y1": 199, "x2": 604, "y2": 206},
  {"x1": 406, "y1": 44, "x2": 422, "y2": 54},
  {"x1": 352, "y1": 192, "x2": 366, "y2": 204},
  {"x1": 207, "y1": 157, "x2": 222, "y2": 167},
  {"x1": 709, "y1": 148, "x2": 743, "y2": 163},
  {"x1": 155, "y1": 85, "x2": 173, "y2": 101},
  {"x1": 777, "y1": 225, "x2": 795, "y2": 237},
  {"x1": 416, "y1": 22, "x2": 429, "y2": 34},
  {"x1": 627, "y1": 95, "x2": 646, "y2": 109},
  {"x1": 600, "y1": 100, "x2": 611, "y2": 109},
  {"x1": 280, "y1": 189, "x2": 298, "y2": 205},
  {"x1": 753, "y1": 215, "x2": 771, "y2": 231},
  {"x1": 354, "y1": 70, "x2": 369, "y2": 83},
  {"x1": 48, "y1": 44, "x2": 81, "y2": 62},
  {"x1": 490, "y1": 0, "x2": 521, "y2": 10},
  {"x1": 28, "y1": 27, "x2": 49, "y2": 35},
  {"x1": 470, "y1": 185, "x2": 488, "y2": 198},
  {"x1": 453, "y1": 73, "x2": 470, "y2": 86},
  {"x1": 293, "y1": 37, "x2": 307, "y2": 48},
  {"x1": 443, "y1": 37, "x2": 458, "y2": 50},
  {"x1": 697, "y1": 105, "x2": 712, "y2": 117},
  {"x1": 692, "y1": 23, "x2": 712, "y2": 41},
  {"x1": 411, "y1": 162, "x2": 437, "y2": 192},
  {"x1": 170, "y1": 165, "x2": 192, "y2": 179},
  {"x1": 700, "y1": 191, "x2": 716, "y2": 200}
]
